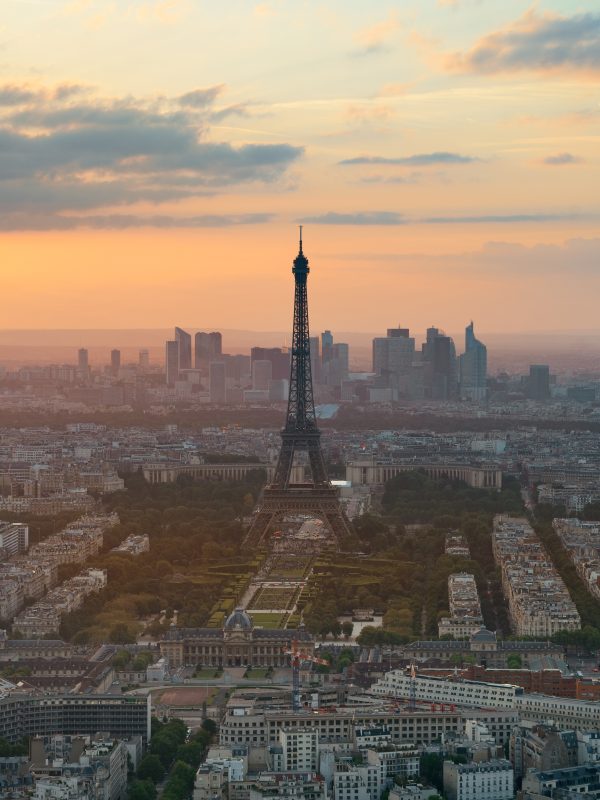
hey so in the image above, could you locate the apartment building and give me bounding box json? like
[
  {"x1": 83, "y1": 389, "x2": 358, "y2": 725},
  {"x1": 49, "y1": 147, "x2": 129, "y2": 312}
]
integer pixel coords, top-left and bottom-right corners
[
  {"x1": 443, "y1": 759, "x2": 514, "y2": 800},
  {"x1": 492, "y1": 515, "x2": 580, "y2": 636},
  {"x1": 438, "y1": 573, "x2": 484, "y2": 638},
  {"x1": 371, "y1": 672, "x2": 519, "y2": 709}
]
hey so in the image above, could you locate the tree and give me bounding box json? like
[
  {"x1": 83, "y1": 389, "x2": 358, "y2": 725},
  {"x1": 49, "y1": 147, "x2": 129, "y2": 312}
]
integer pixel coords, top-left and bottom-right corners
[
  {"x1": 341, "y1": 621, "x2": 353, "y2": 638},
  {"x1": 108, "y1": 623, "x2": 136, "y2": 644},
  {"x1": 113, "y1": 650, "x2": 131, "y2": 669},
  {"x1": 507, "y1": 654, "x2": 522, "y2": 669},
  {"x1": 127, "y1": 779, "x2": 157, "y2": 800},
  {"x1": 201, "y1": 718, "x2": 217, "y2": 735},
  {"x1": 137, "y1": 754, "x2": 165, "y2": 784}
]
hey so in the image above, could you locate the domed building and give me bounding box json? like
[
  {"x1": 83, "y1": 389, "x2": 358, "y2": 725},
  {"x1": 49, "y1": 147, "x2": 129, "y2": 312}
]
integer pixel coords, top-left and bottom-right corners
[{"x1": 160, "y1": 607, "x2": 313, "y2": 669}]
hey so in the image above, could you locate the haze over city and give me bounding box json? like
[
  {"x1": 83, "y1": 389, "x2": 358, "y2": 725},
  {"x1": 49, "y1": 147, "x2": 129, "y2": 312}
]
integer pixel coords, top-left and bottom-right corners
[
  {"x1": 2, "y1": 0, "x2": 600, "y2": 332},
  {"x1": 3, "y1": 5, "x2": 600, "y2": 800}
]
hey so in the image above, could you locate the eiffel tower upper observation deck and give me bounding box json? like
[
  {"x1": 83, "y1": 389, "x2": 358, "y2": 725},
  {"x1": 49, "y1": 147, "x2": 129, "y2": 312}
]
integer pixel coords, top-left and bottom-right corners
[{"x1": 242, "y1": 230, "x2": 355, "y2": 550}]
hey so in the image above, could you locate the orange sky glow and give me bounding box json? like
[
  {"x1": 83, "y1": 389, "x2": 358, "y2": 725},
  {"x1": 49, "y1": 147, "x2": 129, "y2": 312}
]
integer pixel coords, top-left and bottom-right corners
[{"x1": 1, "y1": 0, "x2": 599, "y2": 334}]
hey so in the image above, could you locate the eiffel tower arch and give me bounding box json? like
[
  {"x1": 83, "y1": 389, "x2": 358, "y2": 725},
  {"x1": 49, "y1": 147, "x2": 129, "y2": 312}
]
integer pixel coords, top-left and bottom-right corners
[{"x1": 243, "y1": 230, "x2": 355, "y2": 551}]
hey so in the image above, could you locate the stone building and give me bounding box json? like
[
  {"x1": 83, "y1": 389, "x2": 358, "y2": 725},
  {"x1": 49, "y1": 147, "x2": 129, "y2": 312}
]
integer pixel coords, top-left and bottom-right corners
[{"x1": 160, "y1": 609, "x2": 314, "y2": 669}]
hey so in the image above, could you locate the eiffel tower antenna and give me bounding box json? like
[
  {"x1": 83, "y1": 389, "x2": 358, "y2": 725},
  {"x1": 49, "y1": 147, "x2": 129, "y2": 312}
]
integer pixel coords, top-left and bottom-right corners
[{"x1": 243, "y1": 231, "x2": 354, "y2": 550}]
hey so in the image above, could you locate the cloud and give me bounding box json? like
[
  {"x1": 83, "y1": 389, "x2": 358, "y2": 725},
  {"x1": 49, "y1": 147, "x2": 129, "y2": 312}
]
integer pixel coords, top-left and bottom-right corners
[
  {"x1": 298, "y1": 211, "x2": 587, "y2": 226},
  {"x1": 543, "y1": 152, "x2": 582, "y2": 166},
  {"x1": 299, "y1": 212, "x2": 406, "y2": 225},
  {"x1": 209, "y1": 103, "x2": 253, "y2": 122},
  {"x1": 0, "y1": 212, "x2": 273, "y2": 231},
  {"x1": 353, "y1": 13, "x2": 399, "y2": 55},
  {"x1": 421, "y1": 213, "x2": 584, "y2": 224},
  {"x1": 177, "y1": 85, "x2": 225, "y2": 108},
  {"x1": 0, "y1": 80, "x2": 303, "y2": 227},
  {"x1": 359, "y1": 173, "x2": 422, "y2": 185},
  {"x1": 344, "y1": 104, "x2": 394, "y2": 124},
  {"x1": 447, "y1": 10, "x2": 600, "y2": 77},
  {"x1": 0, "y1": 85, "x2": 40, "y2": 106},
  {"x1": 339, "y1": 152, "x2": 478, "y2": 166}
]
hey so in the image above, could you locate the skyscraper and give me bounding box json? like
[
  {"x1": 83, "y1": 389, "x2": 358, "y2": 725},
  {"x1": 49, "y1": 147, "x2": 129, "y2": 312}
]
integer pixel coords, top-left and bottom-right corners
[
  {"x1": 527, "y1": 364, "x2": 551, "y2": 401},
  {"x1": 110, "y1": 349, "x2": 121, "y2": 377},
  {"x1": 209, "y1": 361, "x2": 227, "y2": 404},
  {"x1": 138, "y1": 349, "x2": 149, "y2": 368},
  {"x1": 195, "y1": 332, "x2": 222, "y2": 369},
  {"x1": 165, "y1": 340, "x2": 179, "y2": 386},
  {"x1": 175, "y1": 327, "x2": 192, "y2": 371},
  {"x1": 422, "y1": 328, "x2": 458, "y2": 400},
  {"x1": 309, "y1": 336, "x2": 321, "y2": 383},
  {"x1": 250, "y1": 347, "x2": 290, "y2": 381},
  {"x1": 252, "y1": 359, "x2": 272, "y2": 391},
  {"x1": 77, "y1": 348, "x2": 88, "y2": 372},
  {"x1": 321, "y1": 330, "x2": 333, "y2": 366},
  {"x1": 317, "y1": 331, "x2": 349, "y2": 388},
  {"x1": 459, "y1": 322, "x2": 487, "y2": 401},
  {"x1": 372, "y1": 327, "x2": 415, "y2": 398}
]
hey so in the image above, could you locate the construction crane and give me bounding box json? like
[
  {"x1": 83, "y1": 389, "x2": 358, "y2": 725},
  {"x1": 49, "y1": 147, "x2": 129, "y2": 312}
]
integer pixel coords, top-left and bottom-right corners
[
  {"x1": 283, "y1": 639, "x2": 330, "y2": 711},
  {"x1": 409, "y1": 662, "x2": 417, "y2": 711}
]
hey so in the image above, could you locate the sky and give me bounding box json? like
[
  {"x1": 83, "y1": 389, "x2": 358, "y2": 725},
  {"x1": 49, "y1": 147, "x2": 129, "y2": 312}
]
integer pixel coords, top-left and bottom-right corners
[{"x1": 1, "y1": 0, "x2": 600, "y2": 335}]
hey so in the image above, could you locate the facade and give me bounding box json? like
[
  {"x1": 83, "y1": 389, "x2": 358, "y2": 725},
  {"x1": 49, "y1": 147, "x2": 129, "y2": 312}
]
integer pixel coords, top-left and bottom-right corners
[
  {"x1": 443, "y1": 759, "x2": 513, "y2": 800},
  {"x1": 372, "y1": 328, "x2": 415, "y2": 400},
  {"x1": 210, "y1": 361, "x2": 227, "y2": 404},
  {"x1": 527, "y1": 364, "x2": 551, "y2": 400},
  {"x1": 165, "y1": 340, "x2": 179, "y2": 386},
  {"x1": 0, "y1": 692, "x2": 151, "y2": 745},
  {"x1": 143, "y1": 462, "x2": 272, "y2": 485},
  {"x1": 422, "y1": 328, "x2": 458, "y2": 401},
  {"x1": 110, "y1": 349, "x2": 121, "y2": 377},
  {"x1": 522, "y1": 764, "x2": 600, "y2": 798},
  {"x1": 279, "y1": 729, "x2": 319, "y2": 772},
  {"x1": 516, "y1": 693, "x2": 600, "y2": 729},
  {"x1": 253, "y1": 360, "x2": 273, "y2": 391},
  {"x1": 438, "y1": 573, "x2": 484, "y2": 639},
  {"x1": 493, "y1": 515, "x2": 580, "y2": 636},
  {"x1": 459, "y1": 322, "x2": 487, "y2": 401},
  {"x1": 175, "y1": 327, "x2": 192, "y2": 371},
  {"x1": 400, "y1": 627, "x2": 564, "y2": 668},
  {"x1": 160, "y1": 609, "x2": 314, "y2": 669},
  {"x1": 370, "y1": 672, "x2": 519, "y2": 709},
  {"x1": 0, "y1": 522, "x2": 28, "y2": 558},
  {"x1": 346, "y1": 462, "x2": 502, "y2": 490},
  {"x1": 195, "y1": 332, "x2": 222, "y2": 369}
]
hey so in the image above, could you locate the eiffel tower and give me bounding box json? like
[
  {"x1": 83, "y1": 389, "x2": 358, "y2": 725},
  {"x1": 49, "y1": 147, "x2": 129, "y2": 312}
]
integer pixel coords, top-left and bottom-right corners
[{"x1": 242, "y1": 230, "x2": 354, "y2": 550}]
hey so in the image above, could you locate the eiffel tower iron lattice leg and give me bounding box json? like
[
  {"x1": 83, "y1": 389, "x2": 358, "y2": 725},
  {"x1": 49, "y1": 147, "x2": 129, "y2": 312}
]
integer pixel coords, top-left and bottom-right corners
[{"x1": 242, "y1": 230, "x2": 355, "y2": 551}]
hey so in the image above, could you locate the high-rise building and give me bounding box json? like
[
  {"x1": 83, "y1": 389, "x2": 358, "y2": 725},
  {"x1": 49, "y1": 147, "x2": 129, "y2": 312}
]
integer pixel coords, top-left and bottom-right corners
[
  {"x1": 527, "y1": 365, "x2": 551, "y2": 401},
  {"x1": 309, "y1": 336, "x2": 321, "y2": 383},
  {"x1": 252, "y1": 359, "x2": 272, "y2": 391},
  {"x1": 77, "y1": 348, "x2": 89, "y2": 372},
  {"x1": 372, "y1": 327, "x2": 415, "y2": 398},
  {"x1": 195, "y1": 332, "x2": 222, "y2": 369},
  {"x1": 317, "y1": 331, "x2": 349, "y2": 388},
  {"x1": 110, "y1": 349, "x2": 121, "y2": 377},
  {"x1": 422, "y1": 328, "x2": 458, "y2": 401},
  {"x1": 175, "y1": 327, "x2": 192, "y2": 371},
  {"x1": 321, "y1": 330, "x2": 334, "y2": 366},
  {"x1": 209, "y1": 361, "x2": 227, "y2": 404},
  {"x1": 138, "y1": 349, "x2": 149, "y2": 368},
  {"x1": 329, "y1": 342, "x2": 349, "y2": 386},
  {"x1": 0, "y1": 522, "x2": 28, "y2": 557},
  {"x1": 165, "y1": 340, "x2": 179, "y2": 386},
  {"x1": 459, "y1": 322, "x2": 487, "y2": 401},
  {"x1": 250, "y1": 347, "x2": 290, "y2": 381}
]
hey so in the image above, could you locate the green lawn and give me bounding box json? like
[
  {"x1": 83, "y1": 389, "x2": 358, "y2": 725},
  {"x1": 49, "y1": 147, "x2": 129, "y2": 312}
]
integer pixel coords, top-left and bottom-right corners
[
  {"x1": 251, "y1": 612, "x2": 288, "y2": 628},
  {"x1": 245, "y1": 667, "x2": 271, "y2": 679},
  {"x1": 193, "y1": 667, "x2": 223, "y2": 679}
]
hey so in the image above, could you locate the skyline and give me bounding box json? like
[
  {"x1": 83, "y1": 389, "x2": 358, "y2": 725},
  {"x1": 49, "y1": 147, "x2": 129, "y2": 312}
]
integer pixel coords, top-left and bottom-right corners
[{"x1": 2, "y1": 0, "x2": 600, "y2": 331}]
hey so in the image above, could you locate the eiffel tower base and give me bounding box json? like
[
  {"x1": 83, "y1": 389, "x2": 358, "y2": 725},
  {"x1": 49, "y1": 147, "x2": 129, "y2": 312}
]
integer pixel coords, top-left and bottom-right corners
[{"x1": 243, "y1": 486, "x2": 356, "y2": 551}]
